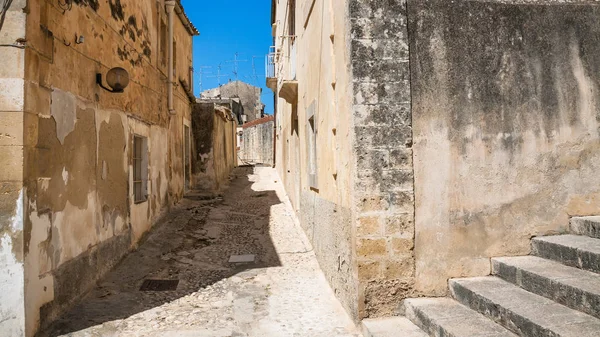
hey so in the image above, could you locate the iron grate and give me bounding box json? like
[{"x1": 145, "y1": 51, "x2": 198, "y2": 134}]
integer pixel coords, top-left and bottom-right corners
[{"x1": 139, "y1": 279, "x2": 179, "y2": 292}]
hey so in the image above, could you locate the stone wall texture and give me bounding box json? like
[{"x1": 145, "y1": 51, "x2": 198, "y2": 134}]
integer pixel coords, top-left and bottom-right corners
[
  {"x1": 201, "y1": 81, "x2": 264, "y2": 123},
  {"x1": 350, "y1": 0, "x2": 415, "y2": 319},
  {"x1": 0, "y1": 0, "x2": 27, "y2": 335},
  {"x1": 241, "y1": 116, "x2": 274, "y2": 166}
]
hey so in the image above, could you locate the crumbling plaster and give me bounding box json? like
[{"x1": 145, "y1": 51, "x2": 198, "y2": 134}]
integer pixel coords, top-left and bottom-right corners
[
  {"x1": 6, "y1": 0, "x2": 196, "y2": 335},
  {"x1": 191, "y1": 103, "x2": 237, "y2": 192}
]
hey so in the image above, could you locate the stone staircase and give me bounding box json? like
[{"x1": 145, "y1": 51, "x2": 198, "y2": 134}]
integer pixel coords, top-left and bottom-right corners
[{"x1": 362, "y1": 216, "x2": 600, "y2": 337}]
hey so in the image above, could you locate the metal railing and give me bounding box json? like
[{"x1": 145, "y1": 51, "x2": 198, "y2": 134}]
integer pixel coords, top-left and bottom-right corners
[{"x1": 265, "y1": 46, "x2": 277, "y2": 79}]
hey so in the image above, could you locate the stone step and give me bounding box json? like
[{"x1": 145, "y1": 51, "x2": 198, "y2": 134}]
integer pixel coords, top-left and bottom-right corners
[
  {"x1": 361, "y1": 317, "x2": 428, "y2": 337},
  {"x1": 493, "y1": 256, "x2": 600, "y2": 319},
  {"x1": 571, "y1": 216, "x2": 600, "y2": 239},
  {"x1": 532, "y1": 235, "x2": 600, "y2": 273},
  {"x1": 403, "y1": 297, "x2": 517, "y2": 337},
  {"x1": 450, "y1": 276, "x2": 600, "y2": 337}
]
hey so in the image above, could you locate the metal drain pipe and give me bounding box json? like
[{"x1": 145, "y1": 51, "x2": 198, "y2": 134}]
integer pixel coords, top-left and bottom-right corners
[{"x1": 165, "y1": 0, "x2": 176, "y2": 115}]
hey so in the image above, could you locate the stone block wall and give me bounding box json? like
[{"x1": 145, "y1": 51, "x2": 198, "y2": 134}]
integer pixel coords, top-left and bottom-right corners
[
  {"x1": 241, "y1": 116, "x2": 274, "y2": 166},
  {"x1": 349, "y1": 0, "x2": 415, "y2": 318},
  {"x1": 0, "y1": 0, "x2": 27, "y2": 334}
]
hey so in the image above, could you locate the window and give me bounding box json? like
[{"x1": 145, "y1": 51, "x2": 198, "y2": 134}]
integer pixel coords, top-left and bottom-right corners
[
  {"x1": 173, "y1": 40, "x2": 178, "y2": 76},
  {"x1": 160, "y1": 20, "x2": 167, "y2": 66},
  {"x1": 306, "y1": 100, "x2": 318, "y2": 190},
  {"x1": 133, "y1": 136, "x2": 148, "y2": 203},
  {"x1": 289, "y1": 0, "x2": 296, "y2": 37},
  {"x1": 184, "y1": 125, "x2": 190, "y2": 191}
]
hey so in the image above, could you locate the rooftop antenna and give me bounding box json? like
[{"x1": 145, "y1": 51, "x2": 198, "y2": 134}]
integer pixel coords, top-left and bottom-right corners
[
  {"x1": 207, "y1": 63, "x2": 228, "y2": 86},
  {"x1": 226, "y1": 52, "x2": 247, "y2": 82},
  {"x1": 250, "y1": 56, "x2": 262, "y2": 87},
  {"x1": 195, "y1": 65, "x2": 212, "y2": 92}
]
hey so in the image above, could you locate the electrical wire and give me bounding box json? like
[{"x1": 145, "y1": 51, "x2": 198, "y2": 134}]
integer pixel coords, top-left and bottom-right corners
[{"x1": 0, "y1": 0, "x2": 13, "y2": 33}]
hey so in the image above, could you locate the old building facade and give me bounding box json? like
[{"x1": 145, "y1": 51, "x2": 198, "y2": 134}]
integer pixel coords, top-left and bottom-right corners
[
  {"x1": 0, "y1": 0, "x2": 198, "y2": 335},
  {"x1": 269, "y1": 0, "x2": 600, "y2": 324},
  {"x1": 201, "y1": 80, "x2": 265, "y2": 123}
]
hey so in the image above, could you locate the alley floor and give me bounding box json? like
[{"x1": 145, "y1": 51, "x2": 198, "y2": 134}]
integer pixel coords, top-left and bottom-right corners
[{"x1": 41, "y1": 167, "x2": 361, "y2": 337}]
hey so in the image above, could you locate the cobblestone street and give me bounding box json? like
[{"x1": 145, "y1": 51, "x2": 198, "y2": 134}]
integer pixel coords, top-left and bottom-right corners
[{"x1": 41, "y1": 167, "x2": 361, "y2": 337}]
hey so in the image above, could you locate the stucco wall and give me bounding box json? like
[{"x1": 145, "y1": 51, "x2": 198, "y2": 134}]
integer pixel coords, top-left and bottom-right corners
[
  {"x1": 191, "y1": 103, "x2": 237, "y2": 191},
  {"x1": 0, "y1": 0, "x2": 27, "y2": 335},
  {"x1": 409, "y1": 0, "x2": 600, "y2": 295},
  {"x1": 274, "y1": 0, "x2": 359, "y2": 320},
  {"x1": 9, "y1": 1, "x2": 196, "y2": 335},
  {"x1": 241, "y1": 116, "x2": 274, "y2": 166}
]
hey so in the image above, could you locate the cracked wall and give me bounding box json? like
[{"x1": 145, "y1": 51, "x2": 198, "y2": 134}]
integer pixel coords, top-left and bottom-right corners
[
  {"x1": 409, "y1": 0, "x2": 600, "y2": 295},
  {"x1": 0, "y1": 0, "x2": 197, "y2": 335}
]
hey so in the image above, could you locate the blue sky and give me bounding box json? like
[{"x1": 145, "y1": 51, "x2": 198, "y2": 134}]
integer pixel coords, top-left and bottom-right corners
[{"x1": 181, "y1": 0, "x2": 274, "y2": 115}]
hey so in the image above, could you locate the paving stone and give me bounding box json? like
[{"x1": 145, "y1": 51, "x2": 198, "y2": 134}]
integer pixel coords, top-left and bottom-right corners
[
  {"x1": 361, "y1": 317, "x2": 427, "y2": 337},
  {"x1": 571, "y1": 216, "x2": 600, "y2": 239},
  {"x1": 40, "y1": 167, "x2": 361, "y2": 337},
  {"x1": 532, "y1": 235, "x2": 600, "y2": 273},
  {"x1": 493, "y1": 255, "x2": 600, "y2": 319},
  {"x1": 403, "y1": 297, "x2": 517, "y2": 337},
  {"x1": 450, "y1": 276, "x2": 600, "y2": 337},
  {"x1": 228, "y1": 254, "x2": 256, "y2": 263}
]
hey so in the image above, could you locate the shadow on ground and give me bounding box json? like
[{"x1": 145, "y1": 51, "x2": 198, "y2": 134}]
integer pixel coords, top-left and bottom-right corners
[{"x1": 40, "y1": 166, "x2": 282, "y2": 336}]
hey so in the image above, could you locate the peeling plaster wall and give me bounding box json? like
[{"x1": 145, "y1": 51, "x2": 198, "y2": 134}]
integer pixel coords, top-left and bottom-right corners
[
  {"x1": 0, "y1": 0, "x2": 26, "y2": 334},
  {"x1": 16, "y1": 0, "x2": 195, "y2": 335},
  {"x1": 273, "y1": 0, "x2": 359, "y2": 321},
  {"x1": 409, "y1": 1, "x2": 600, "y2": 295},
  {"x1": 191, "y1": 103, "x2": 237, "y2": 191}
]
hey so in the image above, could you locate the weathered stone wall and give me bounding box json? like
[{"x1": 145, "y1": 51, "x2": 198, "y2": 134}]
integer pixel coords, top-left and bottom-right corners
[
  {"x1": 1, "y1": 1, "x2": 197, "y2": 335},
  {"x1": 350, "y1": 0, "x2": 414, "y2": 318},
  {"x1": 409, "y1": 0, "x2": 600, "y2": 295},
  {"x1": 241, "y1": 116, "x2": 274, "y2": 166},
  {"x1": 274, "y1": 0, "x2": 359, "y2": 321},
  {"x1": 0, "y1": 0, "x2": 27, "y2": 334},
  {"x1": 201, "y1": 81, "x2": 264, "y2": 122},
  {"x1": 191, "y1": 103, "x2": 237, "y2": 191}
]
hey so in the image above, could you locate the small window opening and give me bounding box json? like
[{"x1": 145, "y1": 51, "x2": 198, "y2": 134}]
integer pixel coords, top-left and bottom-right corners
[
  {"x1": 307, "y1": 101, "x2": 318, "y2": 190},
  {"x1": 289, "y1": 0, "x2": 296, "y2": 37},
  {"x1": 160, "y1": 20, "x2": 167, "y2": 66},
  {"x1": 173, "y1": 40, "x2": 178, "y2": 76}
]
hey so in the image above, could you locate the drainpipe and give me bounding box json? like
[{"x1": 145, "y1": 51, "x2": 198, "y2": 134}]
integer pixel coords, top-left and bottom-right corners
[{"x1": 165, "y1": 1, "x2": 176, "y2": 115}]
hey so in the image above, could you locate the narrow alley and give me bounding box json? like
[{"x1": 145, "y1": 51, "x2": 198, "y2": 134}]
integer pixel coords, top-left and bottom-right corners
[{"x1": 40, "y1": 167, "x2": 361, "y2": 337}]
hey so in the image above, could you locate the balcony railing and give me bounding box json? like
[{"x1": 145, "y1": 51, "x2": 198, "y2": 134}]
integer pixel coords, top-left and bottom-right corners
[{"x1": 265, "y1": 46, "x2": 277, "y2": 79}]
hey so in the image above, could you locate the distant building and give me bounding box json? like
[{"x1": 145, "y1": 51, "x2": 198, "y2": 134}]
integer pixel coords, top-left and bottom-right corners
[{"x1": 201, "y1": 81, "x2": 265, "y2": 123}]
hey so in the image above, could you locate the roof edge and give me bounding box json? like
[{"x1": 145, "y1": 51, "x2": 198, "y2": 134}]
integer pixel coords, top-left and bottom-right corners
[{"x1": 176, "y1": 1, "x2": 200, "y2": 36}]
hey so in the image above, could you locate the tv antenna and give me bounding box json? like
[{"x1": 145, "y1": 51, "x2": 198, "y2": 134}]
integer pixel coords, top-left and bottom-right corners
[{"x1": 226, "y1": 52, "x2": 247, "y2": 82}]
